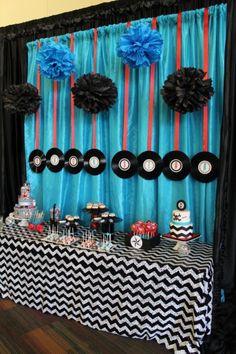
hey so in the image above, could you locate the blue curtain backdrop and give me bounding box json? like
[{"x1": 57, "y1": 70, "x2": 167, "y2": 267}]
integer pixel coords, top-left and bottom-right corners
[{"x1": 25, "y1": 4, "x2": 226, "y2": 242}]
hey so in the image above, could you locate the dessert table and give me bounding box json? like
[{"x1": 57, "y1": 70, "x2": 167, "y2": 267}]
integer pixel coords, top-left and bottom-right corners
[{"x1": 0, "y1": 224, "x2": 213, "y2": 354}]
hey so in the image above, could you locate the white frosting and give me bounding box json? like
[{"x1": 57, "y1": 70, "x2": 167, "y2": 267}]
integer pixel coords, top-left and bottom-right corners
[{"x1": 172, "y1": 210, "x2": 190, "y2": 223}]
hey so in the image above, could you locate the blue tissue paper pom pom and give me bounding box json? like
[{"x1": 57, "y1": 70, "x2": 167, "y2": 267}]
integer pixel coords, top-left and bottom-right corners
[
  {"x1": 117, "y1": 23, "x2": 163, "y2": 68},
  {"x1": 37, "y1": 41, "x2": 75, "y2": 80}
]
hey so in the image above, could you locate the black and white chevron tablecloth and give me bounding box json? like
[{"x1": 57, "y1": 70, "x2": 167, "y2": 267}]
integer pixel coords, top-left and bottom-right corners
[{"x1": 0, "y1": 224, "x2": 213, "y2": 354}]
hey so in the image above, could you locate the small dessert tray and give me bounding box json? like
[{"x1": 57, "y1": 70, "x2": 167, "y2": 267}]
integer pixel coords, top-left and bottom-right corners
[
  {"x1": 42, "y1": 234, "x2": 78, "y2": 245},
  {"x1": 82, "y1": 207, "x2": 109, "y2": 214}
]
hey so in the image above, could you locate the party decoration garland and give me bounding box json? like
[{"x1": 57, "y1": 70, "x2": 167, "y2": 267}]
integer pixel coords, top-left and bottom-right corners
[
  {"x1": 3, "y1": 83, "x2": 41, "y2": 115},
  {"x1": 117, "y1": 23, "x2": 163, "y2": 68},
  {"x1": 161, "y1": 67, "x2": 214, "y2": 114},
  {"x1": 71, "y1": 73, "x2": 118, "y2": 114},
  {"x1": 36, "y1": 41, "x2": 75, "y2": 80}
]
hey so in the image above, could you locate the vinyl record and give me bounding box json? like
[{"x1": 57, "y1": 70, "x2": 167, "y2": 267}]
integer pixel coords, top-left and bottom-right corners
[
  {"x1": 28, "y1": 149, "x2": 46, "y2": 173},
  {"x1": 46, "y1": 148, "x2": 65, "y2": 172},
  {"x1": 64, "y1": 148, "x2": 84, "y2": 174},
  {"x1": 112, "y1": 150, "x2": 138, "y2": 178},
  {"x1": 191, "y1": 151, "x2": 219, "y2": 183},
  {"x1": 163, "y1": 151, "x2": 191, "y2": 181},
  {"x1": 83, "y1": 149, "x2": 106, "y2": 175},
  {"x1": 177, "y1": 200, "x2": 186, "y2": 210},
  {"x1": 137, "y1": 151, "x2": 163, "y2": 180}
]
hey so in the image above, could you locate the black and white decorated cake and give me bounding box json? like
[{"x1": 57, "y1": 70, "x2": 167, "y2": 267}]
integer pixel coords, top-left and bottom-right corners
[
  {"x1": 169, "y1": 200, "x2": 193, "y2": 240},
  {"x1": 14, "y1": 182, "x2": 36, "y2": 219}
]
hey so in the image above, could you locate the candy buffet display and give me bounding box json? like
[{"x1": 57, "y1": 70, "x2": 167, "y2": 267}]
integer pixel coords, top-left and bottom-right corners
[{"x1": 125, "y1": 220, "x2": 160, "y2": 250}]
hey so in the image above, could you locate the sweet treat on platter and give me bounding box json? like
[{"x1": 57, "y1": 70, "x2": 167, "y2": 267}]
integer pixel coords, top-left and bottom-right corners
[
  {"x1": 169, "y1": 200, "x2": 193, "y2": 239},
  {"x1": 81, "y1": 239, "x2": 97, "y2": 249},
  {"x1": 127, "y1": 220, "x2": 159, "y2": 250},
  {"x1": 86, "y1": 202, "x2": 107, "y2": 211},
  {"x1": 131, "y1": 220, "x2": 158, "y2": 237},
  {"x1": 14, "y1": 182, "x2": 37, "y2": 219},
  {"x1": 99, "y1": 203, "x2": 106, "y2": 209}
]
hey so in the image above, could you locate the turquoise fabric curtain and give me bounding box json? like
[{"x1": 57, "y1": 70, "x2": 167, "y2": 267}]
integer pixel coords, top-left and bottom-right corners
[{"x1": 25, "y1": 4, "x2": 226, "y2": 242}]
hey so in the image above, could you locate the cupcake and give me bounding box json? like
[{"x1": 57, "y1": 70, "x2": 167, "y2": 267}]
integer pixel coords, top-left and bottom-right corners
[{"x1": 99, "y1": 203, "x2": 106, "y2": 210}]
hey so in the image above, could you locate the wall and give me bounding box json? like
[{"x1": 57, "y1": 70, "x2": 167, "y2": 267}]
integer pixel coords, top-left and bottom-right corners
[{"x1": 0, "y1": 0, "x2": 113, "y2": 27}]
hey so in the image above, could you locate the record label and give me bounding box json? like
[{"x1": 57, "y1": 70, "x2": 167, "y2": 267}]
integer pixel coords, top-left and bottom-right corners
[
  {"x1": 50, "y1": 154, "x2": 60, "y2": 166},
  {"x1": 33, "y1": 156, "x2": 42, "y2": 167},
  {"x1": 69, "y1": 156, "x2": 78, "y2": 167},
  {"x1": 198, "y1": 160, "x2": 212, "y2": 175},
  {"x1": 170, "y1": 159, "x2": 183, "y2": 173},
  {"x1": 118, "y1": 158, "x2": 131, "y2": 171},
  {"x1": 143, "y1": 159, "x2": 155, "y2": 172},
  {"x1": 89, "y1": 156, "x2": 100, "y2": 169}
]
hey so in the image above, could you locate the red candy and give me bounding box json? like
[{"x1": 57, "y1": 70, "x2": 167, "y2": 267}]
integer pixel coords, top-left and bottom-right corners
[{"x1": 131, "y1": 220, "x2": 158, "y2": 236}]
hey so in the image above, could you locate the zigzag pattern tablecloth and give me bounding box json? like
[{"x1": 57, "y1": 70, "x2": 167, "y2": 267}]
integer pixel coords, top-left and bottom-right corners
[{"x1": 0, "y1": 224, "x2": 213, "y2": 354}]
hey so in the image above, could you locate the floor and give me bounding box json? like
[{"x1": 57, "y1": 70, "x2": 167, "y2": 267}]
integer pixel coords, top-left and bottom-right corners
[{"x1": 0, "y1": 299, "x2": 171, "y2": 354}]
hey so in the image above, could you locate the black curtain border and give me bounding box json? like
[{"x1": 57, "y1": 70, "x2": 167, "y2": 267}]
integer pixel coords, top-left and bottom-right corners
[{"x1": 0, "y1": 0, "x2": 226, "y2": 41}]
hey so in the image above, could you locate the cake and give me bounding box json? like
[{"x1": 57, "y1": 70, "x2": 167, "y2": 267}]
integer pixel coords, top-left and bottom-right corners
[
  {"x1": 14, "y1": 182, "x2": 36, "y2": 219},
  {"x1": 169, "y1": 200, "x2": 193, "y2": 239}
]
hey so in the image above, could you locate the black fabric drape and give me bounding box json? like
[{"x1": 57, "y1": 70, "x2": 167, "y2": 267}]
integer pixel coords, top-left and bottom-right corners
[
  {"x1": 0, "y1": 0, "x2": 235, "y2": 353},
  {"x1": 201, "y1": 1, "x2": 236, "y2": 353}
]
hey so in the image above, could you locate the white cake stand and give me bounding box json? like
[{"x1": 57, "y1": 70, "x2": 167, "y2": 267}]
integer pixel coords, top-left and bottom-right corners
[
  {"x1": 161, "y1": 233, "x2": 201, "y2": 255},
  {"x1": 6, "y1": 212, "x2": 30, "y2": 227}
]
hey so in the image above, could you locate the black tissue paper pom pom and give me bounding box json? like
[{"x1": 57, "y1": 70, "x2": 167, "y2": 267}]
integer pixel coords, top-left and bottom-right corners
[
  {"x1": 71, "y1": 73, "x2": 118, "y2": 114},
  {"x1": 3, "y1": 83, "x2": 42, "y2": 115},
  {"x1": 161, "y1": 67, "x2": 214, "y2": 114}
]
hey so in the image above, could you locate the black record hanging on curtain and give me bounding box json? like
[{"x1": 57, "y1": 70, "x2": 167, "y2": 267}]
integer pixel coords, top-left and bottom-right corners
[
  {"x1": 137, "y1": 18, "x2": 163, "y2": 180},
  {"x1": 83, "y1": 28, "x2": 106, "y2": 176},
  {"x1": 46, "y1": 38, "x2": 65, "y2": 173},
  {"x1": 112, "y1": 22, "x2": 138, "y2": 179},
  {"x1": 162, "y1": 13, "x2": 191, "y2": 181},
  {"x1": 191, "y1": 8, "x2": 218, "y2": 183},
  {"x1": 64, "y1": 33, "x2": 84, "y2": 174},
  {"x1": 28, "y1": 40, "x2": 46, "y2": 173}
]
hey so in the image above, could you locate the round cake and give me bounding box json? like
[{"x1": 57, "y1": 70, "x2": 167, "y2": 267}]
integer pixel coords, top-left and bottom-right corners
[
  {"x1": 169, "y1": 202, "x2": 193, "y2": 239},
  {"x1": 14, "y1": 182, "x2": 36, "y2": 219}
]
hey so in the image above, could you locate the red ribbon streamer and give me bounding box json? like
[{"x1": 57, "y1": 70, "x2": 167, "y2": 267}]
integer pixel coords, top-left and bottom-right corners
[
  {"x1": 174, "y1": 13, "x2": 182, "y2": 151},
  {"x1": 147, "y1": 18, "x2": 157, "y2": 151},
  {"x1": 92, "y1": 28, "x2": 98, "y2": 149},
  {"x1": 53, "y1": 37, "x2": 58, "y2": 147},
  {"x1": 123, "y1": 21, "x2": 131, "y2": 151},
  {"x1": 53, "y1": 81, "x2": 57, "y2": 147},
  {"x1": 70, "y1": 33, "x2": 75, "y2": 149},
  {"x1": 35, "y1": 40, "x2": 41, "y2": 149},
  {"x1": 203, "y1": 8, "x2": 209, "y2": 152}
]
